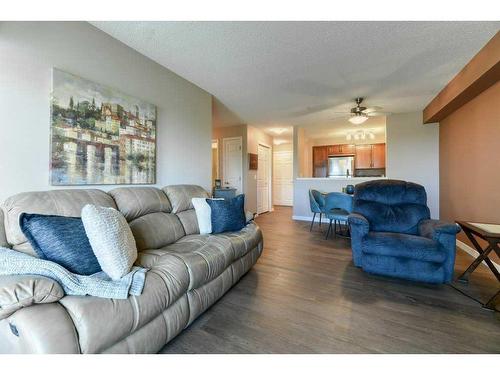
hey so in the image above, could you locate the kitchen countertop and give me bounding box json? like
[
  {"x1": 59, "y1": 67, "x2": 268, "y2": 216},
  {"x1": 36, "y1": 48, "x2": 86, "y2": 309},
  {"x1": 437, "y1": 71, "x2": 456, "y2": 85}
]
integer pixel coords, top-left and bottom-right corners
[{"x1": 295, "y1": 176, "x2": 385, "y2": 181}]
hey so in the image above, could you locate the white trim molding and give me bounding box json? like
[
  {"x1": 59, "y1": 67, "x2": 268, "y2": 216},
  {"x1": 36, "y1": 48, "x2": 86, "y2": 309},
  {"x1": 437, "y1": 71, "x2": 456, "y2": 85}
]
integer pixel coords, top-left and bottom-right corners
[
  {"x1": 293, "y1": 215, "x2": 333, "y2": 224},
  {"x1": 456, "y1": 239, "x2": 500, "y2": 272}
]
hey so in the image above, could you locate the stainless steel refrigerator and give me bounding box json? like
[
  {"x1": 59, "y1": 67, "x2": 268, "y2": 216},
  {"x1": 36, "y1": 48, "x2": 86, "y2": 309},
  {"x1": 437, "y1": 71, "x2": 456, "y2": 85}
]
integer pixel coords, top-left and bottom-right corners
[{"x1": 328, "y1": 155, "x2": 355, "y2": 177}]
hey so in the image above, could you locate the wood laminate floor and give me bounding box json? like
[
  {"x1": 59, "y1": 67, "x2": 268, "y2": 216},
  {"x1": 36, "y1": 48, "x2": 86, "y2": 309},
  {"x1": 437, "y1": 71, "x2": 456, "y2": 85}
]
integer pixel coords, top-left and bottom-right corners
[{"x1": 161, "y1": 207, "x2": 500, "y2": 353}]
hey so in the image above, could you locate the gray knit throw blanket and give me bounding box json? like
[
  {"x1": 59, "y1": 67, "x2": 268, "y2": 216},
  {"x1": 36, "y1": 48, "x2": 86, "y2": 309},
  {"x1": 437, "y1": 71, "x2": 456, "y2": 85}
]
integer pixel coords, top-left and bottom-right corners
[{"x1": 0, "y1": 247, "x2": 146, "y2": 299}]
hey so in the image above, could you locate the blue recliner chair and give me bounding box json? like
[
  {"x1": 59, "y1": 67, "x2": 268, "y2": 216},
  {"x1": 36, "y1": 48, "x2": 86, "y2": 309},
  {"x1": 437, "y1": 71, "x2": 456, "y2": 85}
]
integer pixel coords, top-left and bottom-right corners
[{"x1": 348, "y1": 180, "x2": 460, "y2": 284}]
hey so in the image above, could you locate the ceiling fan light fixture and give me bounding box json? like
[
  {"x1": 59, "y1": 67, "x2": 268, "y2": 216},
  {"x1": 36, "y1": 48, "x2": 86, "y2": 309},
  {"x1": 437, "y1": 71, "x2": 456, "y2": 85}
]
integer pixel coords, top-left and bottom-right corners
[{"x1": 348, "y1": 113, "x2": 368, "y2": 125}]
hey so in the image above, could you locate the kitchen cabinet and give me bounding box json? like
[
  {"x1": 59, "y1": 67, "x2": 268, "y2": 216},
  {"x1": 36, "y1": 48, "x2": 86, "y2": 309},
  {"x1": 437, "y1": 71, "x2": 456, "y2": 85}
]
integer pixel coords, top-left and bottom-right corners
[
  {"x1": 354, "y1": 145, "x2": 373, "y2": 169},
  {"x1": 313, "y1": 143, "x2": 385, "y2": 176},
  {"x1": 372, "y1": 143, "x2": 386, "y2": 168},
  {"x1": 312, "y1": 146, "x2": 328, "y2": 177},
  {"x1": 328, "y1": 144, "x2": 355, "y2": 155},
  {"x1": 355, "y1": 143, "x2": 386, "y2": 169}
]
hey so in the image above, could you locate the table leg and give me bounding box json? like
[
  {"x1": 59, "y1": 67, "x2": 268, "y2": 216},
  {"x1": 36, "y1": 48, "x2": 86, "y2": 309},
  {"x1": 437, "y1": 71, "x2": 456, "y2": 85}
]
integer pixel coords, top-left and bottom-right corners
[
  {"x1": 488, "y1": 242, "x2": 500, "y2": 281},
  {"x1": 458, "y1": 245, "x2": 494, "y2": 282},
  {"x1": 458, "y1": 230, "x2": 494, "y2": 282},
  {"x1": 483, "y1": 289, "x2": 500, "y2": 311}
]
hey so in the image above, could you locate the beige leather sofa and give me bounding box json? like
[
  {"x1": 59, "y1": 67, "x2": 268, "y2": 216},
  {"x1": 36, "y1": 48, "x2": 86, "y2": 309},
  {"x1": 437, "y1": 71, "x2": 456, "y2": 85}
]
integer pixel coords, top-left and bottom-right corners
[{"x1": 0, "y1": 185, "x2": 263, "y2": 353}]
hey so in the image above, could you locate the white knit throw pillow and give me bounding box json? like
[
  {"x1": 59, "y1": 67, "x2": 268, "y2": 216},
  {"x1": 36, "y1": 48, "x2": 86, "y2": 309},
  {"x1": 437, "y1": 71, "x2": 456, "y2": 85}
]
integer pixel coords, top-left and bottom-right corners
[
  {"x1": 81, "y1": 204, "x2": 137, "y2": 280},
  {"x1": 192, "y1": 197, "x2": 213, "y2": 234}
]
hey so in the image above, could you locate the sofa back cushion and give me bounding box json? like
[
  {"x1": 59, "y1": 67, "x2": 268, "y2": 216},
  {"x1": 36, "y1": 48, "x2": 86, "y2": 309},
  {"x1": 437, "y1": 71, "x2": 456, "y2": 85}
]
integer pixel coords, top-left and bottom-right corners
[
  {"x1": 162, "y1": 185, "x2": 209, "y2": 213},
  {"x1": 353, "y1": 180, "x2": 430, "y2": 235},
  {"x1": 109, "y1": 187, "x2": 185, "y2": 250},
  {"x1": 0, "y1": 210, "x2": 8, "y2": 248},
  {"x1": 108, "y1": 187, "x2": 172, "y2": 222},
  {"x1": 1, "y1": 189, "x2": 116, "y2": 256},
  {"x1": 163, "y1": 185, "x2": 210, "y2": 235}
]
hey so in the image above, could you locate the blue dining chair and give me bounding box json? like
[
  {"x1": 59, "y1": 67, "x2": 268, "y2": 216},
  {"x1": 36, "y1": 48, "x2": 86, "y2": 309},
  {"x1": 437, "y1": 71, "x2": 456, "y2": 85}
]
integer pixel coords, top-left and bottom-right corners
[
  {"x1": 324, "y1": 192, "x2": 353, "y2": 239},
  {"x1": 308, "y1": 189, "x2": 325, "y2": 231}
]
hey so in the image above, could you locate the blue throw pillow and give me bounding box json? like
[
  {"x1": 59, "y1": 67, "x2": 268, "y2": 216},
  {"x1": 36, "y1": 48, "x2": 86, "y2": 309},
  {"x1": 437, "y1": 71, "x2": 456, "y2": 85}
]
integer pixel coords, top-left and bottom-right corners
[
  {"x1": 206, "y1": 194, "x2": 246, "y2": 234},
  {"x1": 20, "y1": 213, "x2": 101, "y2": 275}
]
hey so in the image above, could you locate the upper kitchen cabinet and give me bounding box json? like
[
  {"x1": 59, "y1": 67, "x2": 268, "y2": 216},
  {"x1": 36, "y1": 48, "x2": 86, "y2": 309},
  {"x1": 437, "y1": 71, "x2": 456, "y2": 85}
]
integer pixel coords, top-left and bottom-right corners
[
  {"x1": 355, "y1": 143, "x2": 386, "y2": 169},
  {"x1": 312, "y1": 146, "x2": 328, "y2": 177},
  {"x1": 354, "y1": 145, "x2": 373, "y2": 169},
  {"x1": 328, "y1": 144, "x2": 355, "y2": 155},
  {"x1": 372, "y1": 143, "x2": 386, "y2": 169}
]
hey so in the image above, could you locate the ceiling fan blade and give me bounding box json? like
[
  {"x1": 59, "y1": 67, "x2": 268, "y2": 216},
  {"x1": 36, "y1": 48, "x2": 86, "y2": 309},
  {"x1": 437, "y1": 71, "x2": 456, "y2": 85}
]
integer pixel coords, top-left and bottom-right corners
[
  {"x1": 364, "y1": 106, "x2": 383, "y2": 113},
  {"x1": 367, "y1": 111, "x2": 391, "y2": 117}
]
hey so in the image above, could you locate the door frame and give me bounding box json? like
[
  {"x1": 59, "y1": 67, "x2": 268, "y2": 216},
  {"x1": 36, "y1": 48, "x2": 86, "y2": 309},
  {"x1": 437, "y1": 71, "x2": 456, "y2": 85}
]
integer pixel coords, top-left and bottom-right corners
[
  {"x1": 222, "y1": 136, "x2": 243, "y2": 194},
  {"x1": 211, "y1": 139, "x2": 219, "y2": 181},
  {"x1": 257, "y1": 142, "x2": 273, "y2": 214}
]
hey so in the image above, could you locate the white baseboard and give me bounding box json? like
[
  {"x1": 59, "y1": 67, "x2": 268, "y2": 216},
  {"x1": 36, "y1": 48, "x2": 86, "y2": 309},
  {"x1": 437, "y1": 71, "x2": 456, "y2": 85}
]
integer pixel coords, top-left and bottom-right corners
[
  {"x1": 456, "y1": 239, "x2": 500, "y2": 272},
  {"x1": 292, "y1": 215, "x2": 331, "y2": 224}
]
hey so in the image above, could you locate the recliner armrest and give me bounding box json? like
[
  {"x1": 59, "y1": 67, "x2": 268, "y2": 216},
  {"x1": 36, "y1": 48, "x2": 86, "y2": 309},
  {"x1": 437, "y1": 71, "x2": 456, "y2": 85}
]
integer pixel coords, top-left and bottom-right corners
[
  {"x1": 348, "y1": 213, "x2": 370, "y2": 236},
  {"x1": 418, "y1": 219, "x2": 460, "y2": 240},
  {"x1": 0, "y1": 275, "x2": 64, "y2": 320}
]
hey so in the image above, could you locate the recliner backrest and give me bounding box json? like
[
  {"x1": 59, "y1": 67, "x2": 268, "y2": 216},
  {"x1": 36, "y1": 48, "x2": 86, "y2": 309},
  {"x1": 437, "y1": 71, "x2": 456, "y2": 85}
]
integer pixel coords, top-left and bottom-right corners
[
  {"x1": 1, "y1": 189, "x2": 116, "y2": 255},
  {"x1": 108, "y1": 187, "x2": 185, "y2": 251},
  {"x1": 352, "y1": 179, "x2": 430, "y2": 235},
  {"x1": 162, "y1": 185, "x2": 210, "y2": 236}
]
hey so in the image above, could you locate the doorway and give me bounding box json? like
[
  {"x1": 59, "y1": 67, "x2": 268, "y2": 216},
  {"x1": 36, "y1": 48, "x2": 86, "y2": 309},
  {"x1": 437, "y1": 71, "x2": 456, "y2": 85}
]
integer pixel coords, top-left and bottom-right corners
[
  {"x1": 211, "y1": 139, "x2": 219, "y2": 187},
  {"x1": 273, "y1": 149, "x2": 293, "y2": 206},
  {"x1": 257, "y1": 144, "x2": 272, "y2": 214},
  {"x1": 222, "y1": 137, "x2": 243, "y2": 194}
]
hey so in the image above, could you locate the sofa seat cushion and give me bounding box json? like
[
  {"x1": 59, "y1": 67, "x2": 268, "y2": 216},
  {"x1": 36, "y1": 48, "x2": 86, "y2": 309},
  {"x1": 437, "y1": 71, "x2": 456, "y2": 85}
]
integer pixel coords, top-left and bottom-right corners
[
  {"x1": 137, "y1": 223, "x2": 262, "y2": 290},
  {"x1": 361, "y1": 232, "x2": 446, "y2": 263},
  {"x1": 214, "y1": 222, "x2": 263, "y2": 259},
  {"x1": 60, "y1": 255, "x2": 189, "y2": 354},
  {"x1": 362, "y1": 253, "x2": 446, "y2": 283},
  {"x1": 142, "y1": 235, "x2": 235, "y2": 290}
]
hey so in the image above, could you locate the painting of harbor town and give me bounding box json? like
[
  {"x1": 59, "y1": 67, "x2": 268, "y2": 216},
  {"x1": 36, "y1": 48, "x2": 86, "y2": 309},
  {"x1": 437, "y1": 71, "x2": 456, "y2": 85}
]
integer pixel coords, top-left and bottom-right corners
[{"x1": 50, "y1": 69, "x2": 156, "y2": 185}]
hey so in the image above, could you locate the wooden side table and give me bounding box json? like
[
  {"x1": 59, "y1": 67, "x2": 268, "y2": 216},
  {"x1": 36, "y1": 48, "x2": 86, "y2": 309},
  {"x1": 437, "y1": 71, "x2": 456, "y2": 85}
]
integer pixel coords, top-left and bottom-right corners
[{"x1": 456, "y1": 221, "x2": 500, "y2": 311}]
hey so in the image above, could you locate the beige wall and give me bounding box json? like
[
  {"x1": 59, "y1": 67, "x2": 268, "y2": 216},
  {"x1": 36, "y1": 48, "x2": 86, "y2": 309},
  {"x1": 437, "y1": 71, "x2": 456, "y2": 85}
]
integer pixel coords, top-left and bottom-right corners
[
  {"x1": 0, "y1": 22, "x2": 212, "y2": 200},
  {"x1": 212, "y1": 125, "x2": 273, "y2": 213},
  {"x1": 296, "y1": 128, "x2": 313, "y2": 178},
  {"x1": 440, "y1": 81, "x2": 500, "y2": 226},
  {"x1": 311, "y1": 134, "x2": 386, "y2": 146},
  {"x1": 273, "y1": 143, "x2": 293, "y2": 152},
  {"x1": 386, "y1": 112, "x2": 440, "y2": 218}
]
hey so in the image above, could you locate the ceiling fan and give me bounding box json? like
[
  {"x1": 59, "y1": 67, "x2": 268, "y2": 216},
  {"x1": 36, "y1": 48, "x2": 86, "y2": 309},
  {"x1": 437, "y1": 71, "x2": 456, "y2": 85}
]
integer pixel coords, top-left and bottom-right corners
[{"x1": 333, "y1": 97, "x2": 390, "y2": 125}]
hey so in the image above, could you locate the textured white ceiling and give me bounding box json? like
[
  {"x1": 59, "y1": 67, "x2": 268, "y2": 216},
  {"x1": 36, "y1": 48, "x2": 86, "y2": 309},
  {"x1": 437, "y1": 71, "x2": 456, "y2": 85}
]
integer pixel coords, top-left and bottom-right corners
[
  {"x1": 91, "y1": 21, "x2": 499, "y2": 127},
  {"x1": 304, "y1": 116, "x2": 386, "y2": 140}
]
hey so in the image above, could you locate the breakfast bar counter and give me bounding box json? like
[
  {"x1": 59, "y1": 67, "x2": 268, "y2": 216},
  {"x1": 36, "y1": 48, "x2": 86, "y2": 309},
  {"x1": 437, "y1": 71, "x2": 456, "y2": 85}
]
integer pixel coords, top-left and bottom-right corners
[{"x1": 292, "y1": 177, "x2": 385, "y2": 221}]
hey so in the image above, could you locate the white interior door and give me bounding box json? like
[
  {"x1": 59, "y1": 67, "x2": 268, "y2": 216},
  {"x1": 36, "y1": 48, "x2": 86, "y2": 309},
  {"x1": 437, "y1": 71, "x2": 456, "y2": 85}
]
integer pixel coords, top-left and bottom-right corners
[
  {"x1": 273, "y1": 150, "x2": 293, "y2": 206},
  {"x1": 257, "y1": 144, "x2": 271, "y2": 214},
  {"x1": 222, "y1": 137, "x2": 242, "y2": 194}
]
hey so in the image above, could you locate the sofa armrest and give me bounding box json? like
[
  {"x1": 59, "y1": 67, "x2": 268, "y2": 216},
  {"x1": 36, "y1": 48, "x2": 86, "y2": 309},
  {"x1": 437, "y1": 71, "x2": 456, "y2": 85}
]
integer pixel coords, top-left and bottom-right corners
[
  {"x1": 347, "y1": 213, "x2": 369, "y2": 267},
  {"x1": 245, "y1": 211, "x2": 256, "y2": 223},
  {"x1": 348, "y1": 213, "x2": 370, "y2": 236},
  {"x1": 0, "y1": 275, "x2": 64, "y2": 320},
  {"x1": 418, "y1": 219, "x2": 460, "y2": 240}
]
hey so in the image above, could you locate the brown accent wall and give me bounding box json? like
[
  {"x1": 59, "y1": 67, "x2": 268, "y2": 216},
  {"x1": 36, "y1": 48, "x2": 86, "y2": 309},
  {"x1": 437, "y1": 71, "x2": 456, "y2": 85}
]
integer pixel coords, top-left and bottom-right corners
[{"x1": 440, "y1": 81, "x2": 500, "y2": 252}]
